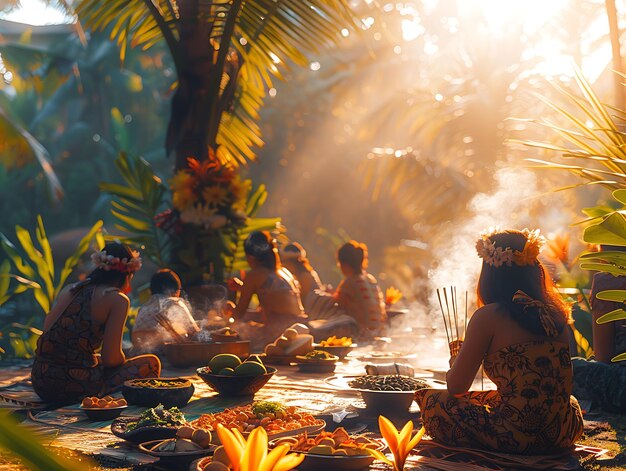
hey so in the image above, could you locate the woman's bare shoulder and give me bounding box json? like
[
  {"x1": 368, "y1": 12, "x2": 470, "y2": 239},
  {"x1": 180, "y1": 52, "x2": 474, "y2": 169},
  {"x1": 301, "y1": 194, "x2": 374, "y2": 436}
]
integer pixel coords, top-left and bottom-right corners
[{"x1": 471, "y1": 304, "x2": 503, "y2": 325}]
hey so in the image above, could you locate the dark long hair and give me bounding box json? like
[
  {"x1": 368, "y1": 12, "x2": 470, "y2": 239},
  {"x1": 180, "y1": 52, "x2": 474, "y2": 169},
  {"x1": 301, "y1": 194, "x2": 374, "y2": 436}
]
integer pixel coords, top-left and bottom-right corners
[
  {"x1": 244, "y1": 231, "x2": 279, "y2": 271},
  {"x1": 477, "y1": 230, "x2": 570, "y2": 336},
  {"x1": 72, "y1": 243, "x2": 135, "y2": 293},
  {"x1": 282, "y1": 242, "x2": 314, "y2": 274},
  {"x1": 337, "y1": 240, "x2": 368, "y2": 273}
]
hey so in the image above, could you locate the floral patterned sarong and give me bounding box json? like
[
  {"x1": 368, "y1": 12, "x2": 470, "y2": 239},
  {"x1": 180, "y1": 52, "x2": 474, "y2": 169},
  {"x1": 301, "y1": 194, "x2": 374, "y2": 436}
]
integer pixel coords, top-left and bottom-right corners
[{"x1": 415, "y1": 341, "x2": 584, "y2": 454}]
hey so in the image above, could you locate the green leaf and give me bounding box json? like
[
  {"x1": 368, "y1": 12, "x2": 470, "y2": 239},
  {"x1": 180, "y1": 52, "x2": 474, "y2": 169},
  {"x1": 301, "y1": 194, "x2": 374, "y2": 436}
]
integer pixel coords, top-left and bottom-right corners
[
  {"x1": 15, "y1": 225, "x2": 53, "y2": 297},
  {"x1": 595, "y1": 290, "x2": 626, "y2": 302},
  {"x1": 611, "y1": 352, "x2": 626, "y2": 362},
  {"x1": 0, "y1": 234, "x2": 37, "y2": 280},
  {"x1": 0, "y1": 412, "x2": 88, "y2": 471},
  {"x1": 583, "y1": 213, "x2": 626, "y2": 246},
  {"x1": 596, "y1": 308, "x2": 626, "y2": 324},
  {"x1": 579, "y1": 263, "x2": 626, "y2": 276},
  {"x1": 613, "y1": 189, "x2": 626, "y2": 206}
]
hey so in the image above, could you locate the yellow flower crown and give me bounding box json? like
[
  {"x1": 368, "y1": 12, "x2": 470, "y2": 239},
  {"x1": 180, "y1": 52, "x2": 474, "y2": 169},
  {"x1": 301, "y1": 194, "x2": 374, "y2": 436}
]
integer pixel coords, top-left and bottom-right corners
[{"x1": 475, "y1": 228, "x2": 545, "y2": 267}]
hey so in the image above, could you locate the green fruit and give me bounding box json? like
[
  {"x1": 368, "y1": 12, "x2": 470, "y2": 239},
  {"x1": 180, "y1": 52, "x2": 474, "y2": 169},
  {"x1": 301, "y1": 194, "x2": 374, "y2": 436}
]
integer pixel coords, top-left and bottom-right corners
[
  {"x1": 245, "y1": 354, "x2": 264, "y2": 365},
  {"x1": 234, "y1": 361, "x2": 267, "y2": 376},
  {"x1": 218, "y1": 368, "x2": 235, "y2": 376},
  {"x1": 209, "y1": 354, "x2": 242, "y2": 372}
]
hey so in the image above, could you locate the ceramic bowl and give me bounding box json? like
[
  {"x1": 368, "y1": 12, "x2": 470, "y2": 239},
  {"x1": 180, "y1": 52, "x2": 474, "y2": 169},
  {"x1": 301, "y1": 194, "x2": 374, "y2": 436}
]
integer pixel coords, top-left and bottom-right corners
[
  {"x1": 196, "y1": 366, "x2": 276, "y2": 396},
  {"x1": 122, "y1": 378, "x2": 194, "y2": 408}
]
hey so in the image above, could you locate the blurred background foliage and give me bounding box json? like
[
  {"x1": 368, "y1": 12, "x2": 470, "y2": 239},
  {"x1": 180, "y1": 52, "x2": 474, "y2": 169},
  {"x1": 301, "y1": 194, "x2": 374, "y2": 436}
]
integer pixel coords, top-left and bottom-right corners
[{"x1": 0, "y1": 0, "x2": 625, "y2": 358}]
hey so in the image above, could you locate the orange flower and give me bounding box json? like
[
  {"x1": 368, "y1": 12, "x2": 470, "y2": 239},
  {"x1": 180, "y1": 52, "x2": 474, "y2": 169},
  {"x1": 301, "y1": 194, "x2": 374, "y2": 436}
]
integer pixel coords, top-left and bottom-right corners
[
  {"x1": 202, "y1": 185, "x2": 230, "y2": 207},
  {"x1": 385, "y1": 287, "x2": 403, "y2": 306},
  {"x1": 367, "y1": 416, "x2": 424, "y2": 471},
  {"x1": 216, "y1": 424, "x2": 304, "y2": 471},
  {"x1": 544, "y1": 233, "x2": 570, "y2": 266}
]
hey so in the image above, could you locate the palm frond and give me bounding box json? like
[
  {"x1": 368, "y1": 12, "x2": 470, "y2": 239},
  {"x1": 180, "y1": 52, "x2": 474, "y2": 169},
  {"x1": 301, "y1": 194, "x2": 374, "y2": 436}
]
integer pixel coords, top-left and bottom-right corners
[{"x1": 100, "y1": 152, "x2": 171, "y2": 265}]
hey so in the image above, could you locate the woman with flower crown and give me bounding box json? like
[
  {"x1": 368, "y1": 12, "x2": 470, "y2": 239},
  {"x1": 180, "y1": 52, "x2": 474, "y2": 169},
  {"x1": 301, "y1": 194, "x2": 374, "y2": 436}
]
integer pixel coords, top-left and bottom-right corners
[
  {"x1": 227, "y1": 231, "x2": 307, "y2": 347},
  {"x1": 31, "y1": 242, "x2": 161, "y2": 403},
  {"x1": 415, "y1": 229, "x2": 583, "y2": 454}
]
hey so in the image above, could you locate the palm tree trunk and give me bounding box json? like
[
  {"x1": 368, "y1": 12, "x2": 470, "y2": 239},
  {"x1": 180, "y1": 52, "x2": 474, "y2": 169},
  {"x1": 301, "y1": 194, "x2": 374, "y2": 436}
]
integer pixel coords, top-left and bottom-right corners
[
  {"x1": 166, "y1": 0, "x2": 244, "y2": 170},
  {"x1": 606, "y1": 0, "x2": 625, "y2": 109},
  {"x1": 166, "y1": 0, "x2": 215, "y2": 169}
]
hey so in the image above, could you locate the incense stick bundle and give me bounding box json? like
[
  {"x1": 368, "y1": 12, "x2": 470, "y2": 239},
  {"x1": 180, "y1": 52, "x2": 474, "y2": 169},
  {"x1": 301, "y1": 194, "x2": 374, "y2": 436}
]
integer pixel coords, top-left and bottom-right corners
[
  {"x1": 437, "y1": 286, "x2": 469, "y2": 357},
  {"x1": 436, "y1": 289, "x2": 451, "y2": 344}
]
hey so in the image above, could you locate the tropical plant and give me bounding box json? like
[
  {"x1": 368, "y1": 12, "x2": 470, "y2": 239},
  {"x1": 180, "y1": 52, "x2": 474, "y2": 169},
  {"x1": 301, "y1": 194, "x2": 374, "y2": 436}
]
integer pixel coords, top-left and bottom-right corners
[
  {"x1": 76, "y1": 0, "x2": 362, "y2": 169},
  {"x1": 513, "y1": 67, "x2": 626, "y2": 360},
  {"x1": 101, "y1": 152, "x2": 279, "y2": 283},
  {"x1": 0, "y1": 215, "x2": 104, "y2": 314}
]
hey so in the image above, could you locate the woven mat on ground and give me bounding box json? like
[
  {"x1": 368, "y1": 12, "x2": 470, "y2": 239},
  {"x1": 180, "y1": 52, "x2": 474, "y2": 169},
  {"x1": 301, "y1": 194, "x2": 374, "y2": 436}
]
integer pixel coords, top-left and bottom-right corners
[{"x1": 402, "y1": 440, "x2": 608, "y2": 471}]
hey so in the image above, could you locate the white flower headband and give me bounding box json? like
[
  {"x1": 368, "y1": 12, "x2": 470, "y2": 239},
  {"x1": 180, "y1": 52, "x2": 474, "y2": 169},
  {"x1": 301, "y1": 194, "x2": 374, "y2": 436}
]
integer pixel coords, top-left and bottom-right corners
[
  {"x1": 475, "y1": 228, "x2": 545, "y2": 268},
  {"x1": 91, "y1": 249, "x2": 142, "y2": 273}
]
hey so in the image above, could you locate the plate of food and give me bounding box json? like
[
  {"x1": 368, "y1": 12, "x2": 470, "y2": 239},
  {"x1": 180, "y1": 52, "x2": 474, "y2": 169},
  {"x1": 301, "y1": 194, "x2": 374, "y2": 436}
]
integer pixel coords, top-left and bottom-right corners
[
  {"x1": 111, "y1": 404, "x2": 187, "y2": 444},
  {"x1": 314, "y1": 336, "x2": 356, "y2": 360},
  {"x1": 139, "y1": 435, "x2": 215, "y2": 468},
  {"x1": 295, "y1": 350, "x2": 339, "y2": 374},
  {"x1": 190, "y1": 401, "x2": 325, "y2": 440},
  {"x1": 271, "y1": 427, "x2": 384, "y2": 471}
]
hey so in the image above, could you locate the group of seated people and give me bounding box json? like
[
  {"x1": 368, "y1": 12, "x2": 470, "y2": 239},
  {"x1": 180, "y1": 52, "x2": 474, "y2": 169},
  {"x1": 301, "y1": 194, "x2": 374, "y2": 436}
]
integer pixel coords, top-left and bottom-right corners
[{"x1": 31, "y1": 227, "x2": 626, "y2": 456}]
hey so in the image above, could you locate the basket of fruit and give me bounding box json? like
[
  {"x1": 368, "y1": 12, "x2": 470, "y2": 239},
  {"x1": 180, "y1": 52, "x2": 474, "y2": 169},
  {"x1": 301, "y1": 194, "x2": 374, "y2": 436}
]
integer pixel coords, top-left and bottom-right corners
[
  {"x1": 197, "y1": 354, "x2": 275, "y2": 396},
  {"x1": 313, "y1": 336, "x2": 355, "y2": 359},
  {"x1": 295, "y1": 350, "x2": 339, "y2": 374},
  {"x1": 80, "y1": 396, "x2": 127, "y2": 421},
  {"x1": 122, "y1": 377, "x2": 194, "y2": 408}
]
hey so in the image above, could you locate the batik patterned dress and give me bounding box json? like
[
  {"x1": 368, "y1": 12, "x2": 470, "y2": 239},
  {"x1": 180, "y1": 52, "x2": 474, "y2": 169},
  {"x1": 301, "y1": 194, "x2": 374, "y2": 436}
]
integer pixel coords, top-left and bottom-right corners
[
  {"x1": 415, "y1": 341, "x2": 584, "y2": 454},
  {"x1": 32, "y1": 284, "x2": 158, "y2": 403},
  {"x1": 335, "y1": 272, "x2": 387, "y2": 337}
]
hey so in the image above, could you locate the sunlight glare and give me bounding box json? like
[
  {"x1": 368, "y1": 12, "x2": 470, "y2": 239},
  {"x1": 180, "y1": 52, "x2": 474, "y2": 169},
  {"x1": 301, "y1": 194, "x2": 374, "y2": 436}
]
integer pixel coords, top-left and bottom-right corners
[
  {"x1": 463, "y1": 0, "x2": 569, "y2": 35},
  {"x1": 0, "y1": 0, "x2": 73, "y2": 25}
]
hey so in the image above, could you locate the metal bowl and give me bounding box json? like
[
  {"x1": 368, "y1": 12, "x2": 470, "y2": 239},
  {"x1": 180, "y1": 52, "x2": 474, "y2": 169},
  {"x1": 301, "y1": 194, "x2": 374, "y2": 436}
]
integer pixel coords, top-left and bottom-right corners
[{"x1": 359, "y1": 389, "x2": 415, "y2": 414}]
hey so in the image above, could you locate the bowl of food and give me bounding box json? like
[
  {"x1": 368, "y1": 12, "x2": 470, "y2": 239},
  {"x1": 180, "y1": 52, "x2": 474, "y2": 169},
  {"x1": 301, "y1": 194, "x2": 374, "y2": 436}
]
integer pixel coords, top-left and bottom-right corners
[
  {"x1": 122, "y1": 378, "x2": 194, "y2": 408},
  {"x1": 80, "y1": 396, "x2": 127, "y2": 421},
  {"x1": 295, "y1": 350, "x2": 339, "y2": 374},
  {"x1": 272, "y1": 427, "x2": 384, "y2": 471},
  {"x1": 210, "y1": 327, "x2": 240, "y2": 343},
  {"x1": 163, "y1": 340, "x2": 250, "y2": 368},
  {"x1": 348, "y1": 375, "x2": 429, "y2": 414},
  {"x1": 314, "y1": 336, "x2": 356, "y2": 360},
  {"x1": 111, "y1": 404, "x2": 187, "y2": 444},
  {"x1": 197, "y1": 354, "x2": 275, "y2": 396}
]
